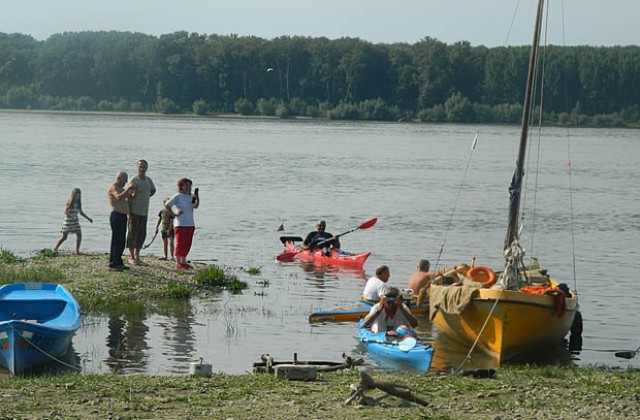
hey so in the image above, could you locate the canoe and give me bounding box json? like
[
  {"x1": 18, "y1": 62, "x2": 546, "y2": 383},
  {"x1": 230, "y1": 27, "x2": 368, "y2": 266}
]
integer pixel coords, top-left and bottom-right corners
[
  {"x1": 309, "y1": 298, "x2": 429, "y2": 323},
  {"x1": 0, "y1": 283, "x2": 82, "y2": 375},
  {"x1": 357, "y1": 319, "x2": 434, "y2": 372},
  {"x1": 282, "y1": 241, "x2": 371, "y2": 268}
]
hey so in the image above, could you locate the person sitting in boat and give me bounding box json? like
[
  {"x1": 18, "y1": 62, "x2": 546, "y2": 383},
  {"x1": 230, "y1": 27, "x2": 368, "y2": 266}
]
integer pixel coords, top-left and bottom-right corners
[
  {"x1": 302, "y1": 220, "x2": 341, "y2": 254},
  {"x1": 362, "y1": 265, "x2": 391, "y2": 302},
  {"x1": 362, "y1": 287, "x2": 418, "y2": 334},
  {"x1": 407, "y1": 259, "x2": 433, "y2": 295}
]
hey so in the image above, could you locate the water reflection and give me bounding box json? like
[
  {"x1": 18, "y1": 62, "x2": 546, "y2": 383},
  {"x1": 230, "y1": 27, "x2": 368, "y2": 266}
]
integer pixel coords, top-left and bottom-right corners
[
  {"x1": 105, "y1": 314, "x2": 149, "y2": 373},
  {"x1": 429, "y1": 333, "x2": 576, "y2": 373},
  {"x1": 0, "y1": 345, "x2": 81, "y2": 378},
  {"x1": 158, "y1": 301, "x2": 197, "y2": 374},
  {"x1": 299, "y1": 261, "x2": 367, "y2": 283}
]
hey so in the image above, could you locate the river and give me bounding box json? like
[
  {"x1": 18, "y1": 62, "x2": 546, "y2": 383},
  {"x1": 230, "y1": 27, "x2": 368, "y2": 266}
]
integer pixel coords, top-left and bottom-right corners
[{"x1": 1, "y1": 110, "x2": 638, "y2": 374}]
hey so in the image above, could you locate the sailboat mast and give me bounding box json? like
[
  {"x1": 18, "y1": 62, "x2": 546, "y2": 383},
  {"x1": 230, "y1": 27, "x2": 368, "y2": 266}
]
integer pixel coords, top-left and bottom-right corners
[{"x1": 505, "y1": 0, "x2": 545, "y2": 251}]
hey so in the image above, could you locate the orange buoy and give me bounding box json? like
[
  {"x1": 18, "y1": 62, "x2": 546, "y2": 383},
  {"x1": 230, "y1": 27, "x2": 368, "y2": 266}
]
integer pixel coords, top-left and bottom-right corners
[{"x1": 466, "y1": 266, "x2": 497, "y2": 288}]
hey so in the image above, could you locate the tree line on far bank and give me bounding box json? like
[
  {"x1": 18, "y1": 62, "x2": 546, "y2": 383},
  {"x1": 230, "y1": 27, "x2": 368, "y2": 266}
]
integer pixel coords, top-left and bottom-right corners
[{"x1": 1, "y1": 31, "x2": 639, "y2": 127}]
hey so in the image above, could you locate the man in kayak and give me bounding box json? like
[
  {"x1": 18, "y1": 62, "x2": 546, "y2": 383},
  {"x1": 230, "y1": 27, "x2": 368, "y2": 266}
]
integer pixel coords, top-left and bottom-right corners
[
  {"x1": 362, "y1": 265, "x2": 391, "y2": 302},
  {"x1": 302, "y1": 220, "x2": 341, "y2": 253},
  {"x1": 362, "y1": 287, "x2": 418, "y2": 334},
  {"x1": 407, "y1": 259, "x2": 433, "y2": 295}
]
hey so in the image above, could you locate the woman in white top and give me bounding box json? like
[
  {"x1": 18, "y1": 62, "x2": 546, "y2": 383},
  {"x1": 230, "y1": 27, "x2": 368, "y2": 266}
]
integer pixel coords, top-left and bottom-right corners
[{"x1": 165, "y1": 178, "x2": 199, "y2": 269}]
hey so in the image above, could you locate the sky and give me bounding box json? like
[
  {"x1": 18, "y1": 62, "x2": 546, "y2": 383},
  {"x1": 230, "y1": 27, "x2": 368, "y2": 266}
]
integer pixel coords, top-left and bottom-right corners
[{"x1": 1, "y1": 0, "x2": 637, "y2": 47}]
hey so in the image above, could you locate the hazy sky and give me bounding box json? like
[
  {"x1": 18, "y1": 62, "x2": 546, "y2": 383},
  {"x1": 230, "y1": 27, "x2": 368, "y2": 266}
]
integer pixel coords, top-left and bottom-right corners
[{"x1": 1, "y1": 0, "x2": 636, "y2": 47}]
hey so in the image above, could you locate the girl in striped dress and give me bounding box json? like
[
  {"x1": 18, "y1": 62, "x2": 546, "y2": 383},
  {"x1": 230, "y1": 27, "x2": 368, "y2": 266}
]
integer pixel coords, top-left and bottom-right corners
[{"x1": 53, "y1": 188, "x2": 93, "y2": 254}]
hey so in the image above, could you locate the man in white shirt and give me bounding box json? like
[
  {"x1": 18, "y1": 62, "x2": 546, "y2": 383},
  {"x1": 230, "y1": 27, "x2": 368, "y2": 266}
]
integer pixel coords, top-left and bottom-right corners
[{"x1": 362, "y1": 265, "x2": 391, "y2": 302}]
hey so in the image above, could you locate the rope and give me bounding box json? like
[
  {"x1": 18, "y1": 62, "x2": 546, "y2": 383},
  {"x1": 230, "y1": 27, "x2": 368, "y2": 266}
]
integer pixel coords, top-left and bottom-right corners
[
  {"x1": 451, "y1": 292, "x2": 502, "y2": 375},
  {"x1": 9, "y1": 324, "x2": 81, "y2": 372},
  {"x1": 433, "y1": 129, "x2": 479, "y2": 272}
]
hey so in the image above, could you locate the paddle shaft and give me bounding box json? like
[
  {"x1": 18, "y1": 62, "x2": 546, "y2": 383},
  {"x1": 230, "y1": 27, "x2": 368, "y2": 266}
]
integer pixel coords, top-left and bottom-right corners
[{"x1": 316, "y1": 217, "x2": 377, "y2": 247}]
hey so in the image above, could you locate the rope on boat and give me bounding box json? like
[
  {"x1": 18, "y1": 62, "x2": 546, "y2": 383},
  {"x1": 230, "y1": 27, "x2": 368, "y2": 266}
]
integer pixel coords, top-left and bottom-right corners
[
  {"x1": 9, "y1": 324, "x2": 81, "y2": 372},
  {"x1": 433, "y1": 129, "x2": 480, "y2": 272},
  {"x1": 451, "y1": 294, "x2": 501, "y2": 375}
]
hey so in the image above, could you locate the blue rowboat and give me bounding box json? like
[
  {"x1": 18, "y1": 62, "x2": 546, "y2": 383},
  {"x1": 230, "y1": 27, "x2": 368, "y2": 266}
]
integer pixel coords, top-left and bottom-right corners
[
  {"x1": 309, "y1": 298, "x2": 428, "y2": 323},
  {"x1": 0, "y1": 283, "x2": 82, "y2": 375},
  {"x1": 357, "y1": 319, "x2": 434, "y2": 372}
]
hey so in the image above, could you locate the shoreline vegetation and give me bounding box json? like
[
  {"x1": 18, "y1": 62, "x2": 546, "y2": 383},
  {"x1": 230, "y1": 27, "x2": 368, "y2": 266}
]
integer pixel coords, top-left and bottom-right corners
[
  {"x1": 2, "y1": 107, "x2": 638, "y2": 130},
  {"x1": 2, "y1": 31, "x2": 640, "y2": 129},
  {"x1": 2, "y1": 106, "x2": 640, "y2": 130},
  {"x1": 1, "y1": 250, "x2": 639, "y2": 418}
]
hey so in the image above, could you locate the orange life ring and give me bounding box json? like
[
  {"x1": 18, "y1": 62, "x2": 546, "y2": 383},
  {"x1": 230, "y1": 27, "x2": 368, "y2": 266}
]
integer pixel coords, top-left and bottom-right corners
[{"x1": 466, "y1": 266, "x2": 497, "y2": 288}]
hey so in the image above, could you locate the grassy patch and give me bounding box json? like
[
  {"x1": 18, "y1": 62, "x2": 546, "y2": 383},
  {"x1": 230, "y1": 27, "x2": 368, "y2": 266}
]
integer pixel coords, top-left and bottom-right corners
[
  {"x1": 0, "y1": 248, "x2": 24, "y2": 264},
  {"x1": 165, "y1": 282, "x2": 191, "y2": 299},
  {"x1": 0, "y1": 251, "x2": 250, "y2": 315},
  {"x1": 194, "y1": 264, "x2": 248, "y2": 293},
  {"x1": 246, "y1": 266, "x2": 262, "y2": 275},
  {"x1": 0, "y1": 367, "x2": 638, "y2": 418}
]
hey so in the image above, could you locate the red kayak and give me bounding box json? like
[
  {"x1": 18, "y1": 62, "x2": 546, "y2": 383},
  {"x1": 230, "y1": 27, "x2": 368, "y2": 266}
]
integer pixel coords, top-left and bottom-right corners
[{"x1": 278, "y1": 241, "x2": 371, "y2": 268}]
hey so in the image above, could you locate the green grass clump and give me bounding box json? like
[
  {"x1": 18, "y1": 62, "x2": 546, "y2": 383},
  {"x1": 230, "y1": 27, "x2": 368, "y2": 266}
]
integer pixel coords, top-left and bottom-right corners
[
  {"x1": 246, "y1": 266, "x2": 262, "y2": 275},
  {"x1": 0, "y1": 264, "x2": 65, "y2": 284},
  {"x1": 226, "y1": 275, "x2": 248, "y2": 294},
  {"x1": 194, "y1": 265, "x2": 248, "y2": 293},
  {"x1": 0, "y1": 248, "x2": 24, "y2": 264},
  {"x1": 33, "y1": 248, "x2": 58, "y2": 259},
  {"x1": 165, "y1": 282, "x2": 191, "y2": 299},
  {"x1": 194, "y1": 265, "x2": 227, "y2": 286}
]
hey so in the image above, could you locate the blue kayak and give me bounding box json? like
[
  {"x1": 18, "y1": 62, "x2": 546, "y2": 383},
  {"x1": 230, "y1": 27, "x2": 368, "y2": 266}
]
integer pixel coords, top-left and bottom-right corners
[
  {"x1": 309, "y1": 299, "x2": 429, "y2": 324},
  {"x1": 357, "y1": 319, "x2": 434, "y2": 372},
  {"x1": 0, "y1": 283, "x2": 82, "y2": 375}
]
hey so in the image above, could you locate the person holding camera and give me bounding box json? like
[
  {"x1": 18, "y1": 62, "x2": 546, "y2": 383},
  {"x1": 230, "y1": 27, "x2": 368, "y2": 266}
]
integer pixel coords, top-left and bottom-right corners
[
  {"x1": 165, "y1": 178, "x2": 199, "y2": 270},
  {"x1": 362, "y1": 287, "x2": 418, "y2": 334}
]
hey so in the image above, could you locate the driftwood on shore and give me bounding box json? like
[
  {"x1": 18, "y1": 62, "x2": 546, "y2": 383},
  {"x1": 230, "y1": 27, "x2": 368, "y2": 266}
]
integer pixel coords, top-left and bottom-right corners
[{"x1": 345, "y1": 371, "x2": 430, "y2": 406}]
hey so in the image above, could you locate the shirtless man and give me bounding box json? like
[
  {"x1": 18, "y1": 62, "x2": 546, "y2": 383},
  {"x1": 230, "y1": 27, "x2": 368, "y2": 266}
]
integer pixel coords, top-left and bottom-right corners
[
  {"x1": 407, "y1": 259, "x2": 433, "y2": 294},
  {"x1": 107, "y1": 171, "x2": 134, "y2": 270}
]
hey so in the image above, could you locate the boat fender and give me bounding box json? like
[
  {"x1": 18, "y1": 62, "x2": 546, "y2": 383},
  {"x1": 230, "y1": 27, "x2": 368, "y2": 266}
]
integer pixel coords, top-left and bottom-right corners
[{"x1": 466, "y1": 266, "x2": 497, "y2": 288}]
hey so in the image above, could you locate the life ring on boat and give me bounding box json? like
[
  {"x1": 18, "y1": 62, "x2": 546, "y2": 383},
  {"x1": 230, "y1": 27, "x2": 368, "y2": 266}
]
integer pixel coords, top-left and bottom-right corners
[{"x1": 466, "y1": 266, "x2": 497, "y2": 288}]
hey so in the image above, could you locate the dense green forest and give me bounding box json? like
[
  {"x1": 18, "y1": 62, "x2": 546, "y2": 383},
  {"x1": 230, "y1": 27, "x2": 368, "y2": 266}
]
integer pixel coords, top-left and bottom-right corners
[{"x1": 1, "y1": 31, "x2": 639, "y2": 126}]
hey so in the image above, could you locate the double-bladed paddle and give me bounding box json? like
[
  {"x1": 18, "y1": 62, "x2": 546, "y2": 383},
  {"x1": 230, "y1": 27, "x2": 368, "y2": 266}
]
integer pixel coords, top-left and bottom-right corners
[
  {"x1": 275, "y1": 218, "x2": 378, "y2": 263},
  {"x1": 315, "y1": 217, "x2": 378, "y2": 248},
  {"x1": 360, "y1": 335, "x2": 417, "y2": 352}
]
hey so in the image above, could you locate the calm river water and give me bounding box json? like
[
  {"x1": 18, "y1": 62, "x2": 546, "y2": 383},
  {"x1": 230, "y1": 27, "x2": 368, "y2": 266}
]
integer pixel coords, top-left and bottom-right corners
[{"x1": 1, "y1": 110, "x2": 638, "y2": 374}]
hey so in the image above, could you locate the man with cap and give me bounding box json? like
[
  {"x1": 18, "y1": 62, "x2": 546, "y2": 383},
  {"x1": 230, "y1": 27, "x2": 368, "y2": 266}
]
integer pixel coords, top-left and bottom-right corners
[
  {"x1": 362, "y1": 286, "x2": 418, "y2": 334},
  {"x1": 301, "y1": 220, "x2": 340, "y2": 251}
]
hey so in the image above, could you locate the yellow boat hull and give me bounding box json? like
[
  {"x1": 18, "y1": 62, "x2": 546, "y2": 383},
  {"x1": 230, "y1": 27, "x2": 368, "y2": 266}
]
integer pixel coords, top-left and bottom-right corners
[{"x1": 431, "y1": 286, "x2": 578, "y2": 363}]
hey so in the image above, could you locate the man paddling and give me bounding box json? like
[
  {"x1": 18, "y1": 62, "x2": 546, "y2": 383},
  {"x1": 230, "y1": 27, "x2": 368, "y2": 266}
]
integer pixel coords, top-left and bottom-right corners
[{"x1": 301, "y1": 220, "x2": 341, "y2": 252}]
